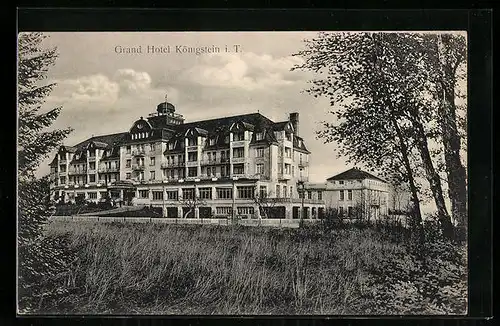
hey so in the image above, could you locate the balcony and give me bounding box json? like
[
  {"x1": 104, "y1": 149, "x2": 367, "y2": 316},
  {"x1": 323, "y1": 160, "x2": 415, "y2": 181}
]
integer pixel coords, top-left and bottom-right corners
[
  {"x1": 231, "y1": 140, "x2": 246, "y2": 147},
  {"x1": 132, "y1": 149, "x2": 146, "y2": 156},
  {"x1": 278, "y1": 173, "x2": 292, "y2": 180},
  {"x1": 59, "y1": 171, "x2": 68, "y2": 176},
  {"x1": 59, "y1": 159, "x2": 67, "y2": 164},
  {"x1": 232, "y1": 157, "x2": 246, "y2": 164},
  {"x1": 88, "y1": 156, "x2": 96, "y2": 162},
  {"x1": 186, "y1": 145, "x2": 198, "y2": 151},
  {"x1": 201, "y1": 158, "x2": 230, "y2": 165},
  {"x1": 298, "y1": 161, "x2": 309, "y2": 168},
  {"x1": 186, "y1": 160, "x2": 199, "y2": 167},
  {"x1": 161, "y1": 161, "x2": 185, "y2": 168},
  {"x1": 67, "y1": 170, "x2": 86, "y2": 175},
  {"x1": 98, "y1": 167, "x2": 119, "y2": 173},
  {"x1": 132, "y1": 164, "x2": 145, "y2": 171}
]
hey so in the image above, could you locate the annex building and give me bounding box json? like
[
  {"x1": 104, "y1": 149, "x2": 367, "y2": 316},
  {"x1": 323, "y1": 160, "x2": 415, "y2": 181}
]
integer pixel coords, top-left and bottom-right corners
[
  {"x1": 305, "y1": 168, "x2": 392, "y2": 221},
  {"x1": 49, "y1": 96, "x2": 325, "y2": 219}
]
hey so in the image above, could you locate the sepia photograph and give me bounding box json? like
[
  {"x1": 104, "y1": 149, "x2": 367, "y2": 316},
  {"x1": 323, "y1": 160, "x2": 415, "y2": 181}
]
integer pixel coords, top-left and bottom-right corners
[{"x1": 17, "y1": 30, "x2": 468, "y2": 316}]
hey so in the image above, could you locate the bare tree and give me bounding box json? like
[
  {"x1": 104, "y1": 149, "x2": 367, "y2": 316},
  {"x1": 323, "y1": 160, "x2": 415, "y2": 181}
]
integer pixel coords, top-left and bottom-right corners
[
  {"x1": 253, "y1": 188, "x2": 281, "y2": 220},
  {"x1": 176, "y1": 196, "x2": 207, "y2": 219}
]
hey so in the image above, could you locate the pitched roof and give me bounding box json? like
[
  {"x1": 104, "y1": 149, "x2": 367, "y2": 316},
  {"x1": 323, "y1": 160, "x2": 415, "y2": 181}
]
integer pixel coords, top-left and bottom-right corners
[
  {"x1": 327, "y1": 168, "x2": 387, "y2": 183},
  {"x1": 177, "y1": 113, "x2": 275, "y2": 134},
  {"x1": 73, "y1": 132, "x2": 128, "y2": 150}
]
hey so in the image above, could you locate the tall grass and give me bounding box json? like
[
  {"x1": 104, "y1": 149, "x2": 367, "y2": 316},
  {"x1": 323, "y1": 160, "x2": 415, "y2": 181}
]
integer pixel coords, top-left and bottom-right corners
[{"x1": 36, "y1": 220, "x2": 466, "y2": 315}]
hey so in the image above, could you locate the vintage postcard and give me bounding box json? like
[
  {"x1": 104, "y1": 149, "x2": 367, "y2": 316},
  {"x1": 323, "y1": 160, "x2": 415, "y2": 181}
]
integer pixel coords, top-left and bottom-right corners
[{"x1": 17, "y1": 31, "x2": 468, "y2": 315}]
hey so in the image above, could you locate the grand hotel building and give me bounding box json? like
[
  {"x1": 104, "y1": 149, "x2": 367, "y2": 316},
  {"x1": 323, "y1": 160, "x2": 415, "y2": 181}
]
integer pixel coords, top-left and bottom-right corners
[{"x1": 49, "y1": 96, "x2": 325, "y2": 219}]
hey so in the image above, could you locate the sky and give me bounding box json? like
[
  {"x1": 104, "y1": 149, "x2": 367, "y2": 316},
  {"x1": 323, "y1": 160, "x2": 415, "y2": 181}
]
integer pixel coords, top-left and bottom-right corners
[
  {"x1": 35, "y1": 31, "x2": 347, "y2": 183},
  {"x1": 29, "y1": 31, "x2": 467, "y2": 214}
]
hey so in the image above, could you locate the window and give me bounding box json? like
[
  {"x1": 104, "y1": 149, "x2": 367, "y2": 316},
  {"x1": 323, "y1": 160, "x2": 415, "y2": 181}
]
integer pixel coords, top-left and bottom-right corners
[
  {"x1": 182, "y1": 188, "x2": 195, "y2": 200},
  {"x1": 152, "y1": 191, "x2": 163, "y2": 201},
  {"x1": 139, "y1": 190, "x2": 149, "y2": 198},
  {"x1": 283, "y1": 186, "x2": 287, "y2": 198},
  {"x1": 339, "y1": 206, "x2": 344, "y2": 216},
  {"x1": 348, "y1": 190, "x2": 353, "y2": 200},
  {"x1": 199, "y1": 187, "x2": 212, "y2": 199},
  {"x1": 138, "y1": 172, "x2": 144, "y2": 180},
  {"x1": 126, "y1": 146, "x2": 131, "y2": 154},
  {"x1": 237, "y1": 186, "x2": 254, "y2": 199},
  {"x1": 216, "y1": 207, "x2": 232, "y2": 215},
  {"x1": 307, "y1": 191, "x2": 312, "y2": 199},
  {"x1": 168, "y1": 142, "x2": 175, "y2": 150},
  {"x1": 89, "y1": 174, "x2": 96, "y2": 183},
  {"x1": 59, "y1": 153, "x2": 65, "y2": 160},
  {"x1": 276, "y1": 185, "x2": 280, "y2": 198},
  {"x1": 60, "y1": 176, "x2": 66, "y2": 184},
  {"x1": 318, "y1": 191, "x2": 323, "y2": 200},
  {"x1": 256, "y1": 163, "x2": 264, "y2": 174},
  {"x1": 167, "y1": 191, "x2": 178, "y2": 200},
  {"x1": 237, "y1": 207, "x2": 254, "y2": 215},
  {"x1": 233, "y1": 147, "x2": 244, "y2": 158},
  {"x1": 233, "y1": 164, "x2": 244, "y2": 174},
  {"x1": 188, "y1": 167, "x2": 197, "y2": 177},
  {"x1": 88, "y1": 192, "x2": 97, "y2": 199},
  {"x1": 224, "y1": 135, "x2": 229, "y2": 143},
  {"x1": 339, "y1": 180, "x2": 344, "y2": 185},
  {"x1": 126, "y1": 159, "x2": 131, "y2": 168},
  {"x1": 178, "y1": 154, "x2": 184, "y2": 163},
  {"x1": 340, "y1": 190, "x2": 345, "y2": 201},
  {"x1": 216, "y1": 188, "x2": 232, "y2": 199},
  {"x1": 255, "y1": 132, "x2": 264, "y2": 141},
  {"x1": 150, "y1": 171, "x2": 155, "y2": 180},
  {"x1": 209, "y1": 138, "x2": 216, "y2": 146},
  {"x1": 188, "y1": 137, "x2": 197, "y2": 146},
  {"x1": 285, "y1": 132, "x2": 292, "y2": 141},
  {"x1": 150, "y1": 143, "x2": 155, "y2": 151},
  {"x1": 292, "y1": 166, "x2": 295, "y2": 176},
  {"x1": 59, "y1": 165, "x2": 66, "y2": 172},
  {"x1": 285, "y1": 147, "x2": 292, "y2": 158},
  {"x1": 233, "y1": 132, "x2": 244, "y2": 141},
  {"x1": 285, "y1": 164, "x2": 291, "y2": 174},
  {"x1": 256, "y1": 147, "x2": 265, "y2": 157},
  {"x1": 259, "y1": 186, "x2": 267, "y2": 198},
  {"x1": 126, "y1": 173, "x2": 131, "y2": 179},
  {"x1": 150, "y1": 157, "x2": 155, "y2": 166},
  {"x1": 278, "y1": 164, "x2": 283, "y2": 174},
  {"x1": 188, "y1": 152, "x2": 198, "y2": 162},
  {"x1": 89, "y1": 162, "x2": 96, "y2": 170},
  {"x1": 348, "y1": 206, "x2": 353, "y2": 217}
]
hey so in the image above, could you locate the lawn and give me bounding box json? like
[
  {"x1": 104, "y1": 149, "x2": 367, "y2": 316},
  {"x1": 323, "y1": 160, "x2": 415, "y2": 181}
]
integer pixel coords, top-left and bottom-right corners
[{"x1": 30, "y1": 220, "x2": 467, "y2": 315}]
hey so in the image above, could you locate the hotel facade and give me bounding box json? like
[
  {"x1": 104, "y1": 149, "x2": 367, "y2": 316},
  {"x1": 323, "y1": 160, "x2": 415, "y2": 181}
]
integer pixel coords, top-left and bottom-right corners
[{"x1": 49, "y1": 96, "x2": 325, "y2": 219}]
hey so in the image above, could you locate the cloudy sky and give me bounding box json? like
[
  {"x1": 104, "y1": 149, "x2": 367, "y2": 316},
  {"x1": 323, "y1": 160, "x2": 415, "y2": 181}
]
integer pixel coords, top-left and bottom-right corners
[{"x1": 36, "y1": 32, "x2": 346, "y2": 182}]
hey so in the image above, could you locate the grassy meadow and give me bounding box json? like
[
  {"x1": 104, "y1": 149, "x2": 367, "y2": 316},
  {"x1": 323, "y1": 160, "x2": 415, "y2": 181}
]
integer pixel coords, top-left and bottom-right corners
[{"x1": 30, "y1": 220, "x2": 467, "y2": 315}]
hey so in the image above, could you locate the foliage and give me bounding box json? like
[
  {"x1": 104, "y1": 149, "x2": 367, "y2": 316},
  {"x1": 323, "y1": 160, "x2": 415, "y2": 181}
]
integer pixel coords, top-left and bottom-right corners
[
  {"x1": 292, "y1": 32, "x2": 463, "y2": 237},
  {"x1": 34, "y1": 221, "x2": 467, "y2": 315},
  {"x1": 17, "y1": 32, "x2": 74, "y2": 313}
]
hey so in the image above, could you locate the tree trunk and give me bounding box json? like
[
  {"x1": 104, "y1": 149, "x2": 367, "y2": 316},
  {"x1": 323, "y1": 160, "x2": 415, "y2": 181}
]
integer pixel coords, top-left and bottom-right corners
[
  {"x1": 437, "y1": 34, "x2": 468, "y2": 229},
  {"x1": 390, "y1": 115, "x2": 425, "y2": 244},
  {"x1": 412, "y1": 120, "x2": 454, "y2": 238}
]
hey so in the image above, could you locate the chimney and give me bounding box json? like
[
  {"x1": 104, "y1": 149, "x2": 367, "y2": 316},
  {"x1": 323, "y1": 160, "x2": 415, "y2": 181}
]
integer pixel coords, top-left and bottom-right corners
[{"x1": 289, "y1": 112, "x2": 299, "y2": 136}]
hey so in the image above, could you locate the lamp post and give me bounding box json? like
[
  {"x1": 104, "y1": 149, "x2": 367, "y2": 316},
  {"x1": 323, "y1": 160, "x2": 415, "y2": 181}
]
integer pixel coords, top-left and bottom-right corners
[
  {"x1": 298, "y1": 168, "x2": 305, "y2": 227},
  {"x1": 232, "y1": 176, "x2": 238, "y2": 221}
]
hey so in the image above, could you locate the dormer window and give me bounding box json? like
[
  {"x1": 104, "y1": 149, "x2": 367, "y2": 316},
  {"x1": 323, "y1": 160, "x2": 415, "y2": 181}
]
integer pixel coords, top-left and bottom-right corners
[
  {"x1": 168, "y1": 142, "x2": 175, "y2": 150},
  {"x1": 339, "y1": 181, "x2": 344, "y2": 185},
  {"x1": 255, "y1": 132, "x2": 264, "y2": 141},
  {"x1": 209, "y1": 138, "x2": 216, "y2": 146},
  {"x1": 188, "y1": 137, "x2": 197, "y2": 146},
  {"x1": 233, "y1": 132, "x2": 244, "y2": 141},
  {"x1": 285, "y1": 132, "x2": 292, "y2": 141},
  {"x1": 224, "y1": 135, "x2": 229, "y2": 143}
]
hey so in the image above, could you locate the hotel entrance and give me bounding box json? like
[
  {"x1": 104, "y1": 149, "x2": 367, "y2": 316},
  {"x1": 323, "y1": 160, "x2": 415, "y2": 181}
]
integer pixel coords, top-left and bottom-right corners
[{"x1": 107, "y1": 180, "x2": 136, "y2": 206}]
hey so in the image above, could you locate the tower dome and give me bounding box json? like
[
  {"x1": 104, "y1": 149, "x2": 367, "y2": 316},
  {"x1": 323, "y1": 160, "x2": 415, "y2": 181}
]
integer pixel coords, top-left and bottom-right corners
[{"x1": 157, "y1": 92, "x2": 175, "y2": 114}]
